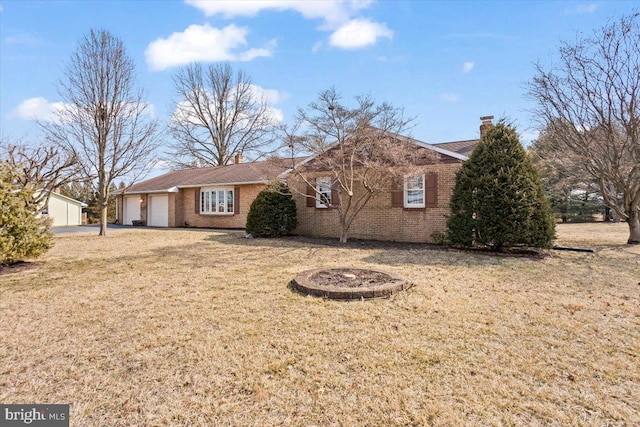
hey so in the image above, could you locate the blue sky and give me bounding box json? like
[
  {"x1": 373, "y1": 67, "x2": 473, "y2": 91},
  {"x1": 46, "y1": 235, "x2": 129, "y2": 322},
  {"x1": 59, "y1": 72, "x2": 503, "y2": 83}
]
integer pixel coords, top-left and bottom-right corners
[{"x1": 1, "y1": 0, "x2": 637, "y2": 174}]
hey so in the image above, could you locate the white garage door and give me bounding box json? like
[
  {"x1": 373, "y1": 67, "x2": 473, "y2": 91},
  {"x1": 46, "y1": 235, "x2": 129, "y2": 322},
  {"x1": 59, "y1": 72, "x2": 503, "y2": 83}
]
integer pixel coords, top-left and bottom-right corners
[
  {"x1": 123, "y1": 196, "x2": 141, "y2": 225},
  {"x1": 149, "y1": 195, "x2": 169, "y2": 227}
]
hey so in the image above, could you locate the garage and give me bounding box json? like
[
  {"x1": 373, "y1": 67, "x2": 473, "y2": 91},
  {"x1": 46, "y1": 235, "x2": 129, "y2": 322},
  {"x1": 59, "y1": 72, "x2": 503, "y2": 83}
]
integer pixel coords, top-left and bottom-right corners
[
  {"x1": 45, "y1": 193, "x2": 87, "y2": 226},
  {"x1": 123, "y1": 196, "x2": 141, "y2": 225},
  {"x1": 148, "y1": 195, "x2": 169, "y2": 227}
]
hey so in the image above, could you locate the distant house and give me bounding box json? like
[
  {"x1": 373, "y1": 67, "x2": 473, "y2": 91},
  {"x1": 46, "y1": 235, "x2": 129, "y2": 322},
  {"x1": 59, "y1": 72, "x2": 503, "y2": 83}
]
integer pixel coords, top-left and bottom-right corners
[
  {"x1": 43, "y1": 192, "x2": 87, "y2": 227},
  {"x1": 113, "y1": 155, "x2": 289, "y2": 228}
]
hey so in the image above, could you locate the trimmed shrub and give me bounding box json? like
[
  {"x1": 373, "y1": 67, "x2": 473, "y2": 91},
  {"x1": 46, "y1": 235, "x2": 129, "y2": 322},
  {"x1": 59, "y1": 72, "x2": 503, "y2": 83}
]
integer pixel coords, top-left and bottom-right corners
[
  {"x1": 447, "y1": 122, "x2": 556, "y2": 251},
  {"x1": 0, "y1": 162, "x2": 53, "y2": 265},
  {"x1": 246, "y1": 182, "x2": 298, "y2": 237}
]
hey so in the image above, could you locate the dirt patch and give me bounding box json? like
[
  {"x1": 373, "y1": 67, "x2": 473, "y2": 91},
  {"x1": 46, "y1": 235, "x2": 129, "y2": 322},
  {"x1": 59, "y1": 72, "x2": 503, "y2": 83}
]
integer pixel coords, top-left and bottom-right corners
[
  {"x1": 310, "y1": 268, "x2": 395, "y2": 288},
  {"x1": 0, "y1": 261, "x2": 39, "y2": 275}
]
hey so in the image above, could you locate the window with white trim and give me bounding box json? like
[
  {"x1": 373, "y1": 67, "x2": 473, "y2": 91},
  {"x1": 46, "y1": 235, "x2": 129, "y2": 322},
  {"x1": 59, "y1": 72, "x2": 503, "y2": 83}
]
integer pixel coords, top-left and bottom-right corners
[
  {"x1": 316, "y1": 177, "x2": 332, "y2": 208},
  {"x1": 404, "y1": 175, "x2": 425, "y2": 208},
  {"x1": 200, "y1": 188, "x2": 234, "y2": 214}
]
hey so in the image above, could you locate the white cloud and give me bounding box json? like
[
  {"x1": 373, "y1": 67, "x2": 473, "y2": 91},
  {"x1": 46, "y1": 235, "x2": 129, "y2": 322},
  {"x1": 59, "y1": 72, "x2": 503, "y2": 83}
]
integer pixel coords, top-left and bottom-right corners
[
  {"x1": 329, "y1": 18, "x2": 393, "y2": 49},
  {"x1": 185, "y1": 0, "x2": 371, "y2": 26},
  {"x1": 249, "y1": 84, "x2": 286, "y2": 104},
  {"x1": 186, "y1": 0, "x2": 391, "y2": 51},
  {"x1": 564, "y1": 4, "x2": 597, "y2": 14},
  {"x1": 463, "y1": 62, "x2": 474, "y2": 73},
  {"x1": 5, "y1": 33, "x2": 44, "y2": 47},
  {"x1": 248, "y1": 84, "x2": 286, "y2": 122},
  {"x1": 439, "y1": 93, "x2": 460, "y2": 103},
  {"x1": 311, "y1": 41, "x2": 323, "y2": 53},
  {"x1": 14, "y1": 97, "x2": 156, "y2": 123},
  {"x1": 145, "y1": 24, "x2": 274, "y2": 71},
  {"x1": 13, "y1": 97, "x2": 66, "y2": 122}
]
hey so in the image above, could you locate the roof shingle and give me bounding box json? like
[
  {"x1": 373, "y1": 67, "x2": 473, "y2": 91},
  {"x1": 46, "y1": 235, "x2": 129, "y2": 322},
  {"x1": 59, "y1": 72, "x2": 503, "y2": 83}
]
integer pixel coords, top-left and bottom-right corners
[{"x1": 117, "y1": 160, "x2": 289, "y2": 194}]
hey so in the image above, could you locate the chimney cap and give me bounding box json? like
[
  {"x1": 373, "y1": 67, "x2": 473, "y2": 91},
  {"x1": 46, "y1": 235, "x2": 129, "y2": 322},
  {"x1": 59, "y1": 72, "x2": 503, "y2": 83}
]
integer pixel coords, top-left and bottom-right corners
[{"x1": 480, "y1": 115, "x2": 494, "y2": 121}]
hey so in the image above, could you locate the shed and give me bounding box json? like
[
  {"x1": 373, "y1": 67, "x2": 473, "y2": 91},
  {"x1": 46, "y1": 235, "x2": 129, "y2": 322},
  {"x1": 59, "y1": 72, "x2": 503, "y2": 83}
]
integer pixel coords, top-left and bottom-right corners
[{"x1": 44, "y1": 192, "x2": 87, "y2": 227}]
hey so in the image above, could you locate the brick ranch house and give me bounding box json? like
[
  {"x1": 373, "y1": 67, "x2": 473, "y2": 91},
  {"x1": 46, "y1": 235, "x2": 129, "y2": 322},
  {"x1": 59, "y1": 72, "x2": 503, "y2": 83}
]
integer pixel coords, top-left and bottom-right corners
[
  {"x1": 113, "y1": 155, "x2": 287, "y2": 228},
  {"x1": 115, "y1": 117, "x2": 492, "y2": 242},
  {"x1": 290, "y1": 130, "x2": 482, "y2": 243}
]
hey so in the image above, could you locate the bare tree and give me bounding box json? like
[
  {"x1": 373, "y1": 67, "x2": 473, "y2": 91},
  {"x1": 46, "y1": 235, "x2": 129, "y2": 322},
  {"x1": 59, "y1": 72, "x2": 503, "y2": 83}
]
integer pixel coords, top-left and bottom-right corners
[
  {"x1": 42, "y1": 29, "x2": 159, "y2": 236},
  {"x1": 168, "y1": 63, "x2": 277, "y2": 168},
  {"x1": 1, "y1": 138, "x2": 78, "y2": 212},
  {"x1": 529, "y1": 127, "x2": 604, "y2": 221},
  {"x1": 528, "y1": 12, "x2": 640, "y2": 244},
  {"x1": 283, "y1": 88, "x2": 429, "y2": 243}
]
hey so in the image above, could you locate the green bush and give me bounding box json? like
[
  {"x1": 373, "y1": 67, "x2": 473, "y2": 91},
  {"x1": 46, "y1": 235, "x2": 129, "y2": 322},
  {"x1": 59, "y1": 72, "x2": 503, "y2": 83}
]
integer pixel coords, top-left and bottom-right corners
[
  {"x1": 447, "y1": 122, "x2": 556, "y2": 251},
  {"x1": 245, "y1": 182, "x2": 298, "y2": 237},
  {"x1": 0, "y1": 163, "x2": 53, "y2": 265}
]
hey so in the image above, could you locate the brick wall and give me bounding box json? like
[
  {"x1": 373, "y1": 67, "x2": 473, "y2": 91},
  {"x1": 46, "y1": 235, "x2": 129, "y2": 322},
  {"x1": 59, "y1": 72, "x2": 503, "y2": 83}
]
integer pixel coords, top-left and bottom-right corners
[
  {"x1": 167, "y1": 193, "x2": 176, "y2": 227},
  {"x1": 117, "y1": 184, "x2": 263, "y2": 229},
  {"x1": 181, "y1": 184, "x2": 265, "y2": 229},
  {"x1": 292, "y1": 163, "x2": 461, "y2": 243}
]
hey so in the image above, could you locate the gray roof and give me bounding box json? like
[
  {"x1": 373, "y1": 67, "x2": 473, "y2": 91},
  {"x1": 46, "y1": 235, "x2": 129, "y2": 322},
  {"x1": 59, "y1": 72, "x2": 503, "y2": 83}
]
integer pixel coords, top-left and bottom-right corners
[
  {"x1": 430, "y1": 139, "x2": 479, "y2": 156},
  {"x1": 115, "y1": 159, "x2": 289, "y2": 194},
  {"x1": 116, "y1": 136, "x2": 479, "y2": 195}
]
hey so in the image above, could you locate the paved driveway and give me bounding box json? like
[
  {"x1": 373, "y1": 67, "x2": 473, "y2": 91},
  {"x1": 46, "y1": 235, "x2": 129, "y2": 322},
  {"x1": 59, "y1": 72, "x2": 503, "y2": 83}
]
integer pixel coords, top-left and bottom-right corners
[{"x1": 51, "y1": 224, "x2": 129, "y2": 234}]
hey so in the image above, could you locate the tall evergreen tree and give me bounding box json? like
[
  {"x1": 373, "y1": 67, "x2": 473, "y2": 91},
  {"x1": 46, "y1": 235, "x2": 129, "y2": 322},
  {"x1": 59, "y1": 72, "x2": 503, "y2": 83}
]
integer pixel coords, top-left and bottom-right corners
[{"x1": 447, "y1": 122, "x2": 555, "y2": 251}]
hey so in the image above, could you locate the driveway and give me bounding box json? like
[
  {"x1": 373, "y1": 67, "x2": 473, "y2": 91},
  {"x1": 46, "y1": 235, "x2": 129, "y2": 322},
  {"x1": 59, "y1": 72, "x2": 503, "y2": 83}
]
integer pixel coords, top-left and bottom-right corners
[{"x1": 51, "y1": 224, "x2": 129, "y2": 234}]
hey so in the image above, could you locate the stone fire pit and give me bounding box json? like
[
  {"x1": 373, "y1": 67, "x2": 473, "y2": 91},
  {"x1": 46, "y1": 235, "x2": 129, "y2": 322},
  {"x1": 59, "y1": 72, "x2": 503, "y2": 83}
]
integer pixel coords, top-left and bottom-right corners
[{"x1": 291, "y1": 267, "x2": 409, "y2": 300}]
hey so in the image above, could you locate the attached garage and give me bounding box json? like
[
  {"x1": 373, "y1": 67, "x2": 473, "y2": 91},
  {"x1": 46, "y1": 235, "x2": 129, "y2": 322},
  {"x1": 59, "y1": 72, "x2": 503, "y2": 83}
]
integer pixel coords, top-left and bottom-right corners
[
  {"x1": 113, "y1": 157, "x2": 288, "y2": 230},
  {"x1": 148, "y1": 195, "x2": 169, "y2": 227},
  {"x1": 123, "y1": 196, "x2": 141, "y2": 225}
]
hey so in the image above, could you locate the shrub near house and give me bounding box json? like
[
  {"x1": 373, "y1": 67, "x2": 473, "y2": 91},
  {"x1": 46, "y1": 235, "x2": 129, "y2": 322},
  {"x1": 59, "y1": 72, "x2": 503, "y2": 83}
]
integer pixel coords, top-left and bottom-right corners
[
  {"x1": 0, "y1": 163, "x2": 52, "y2": 265},
  {"x1": 246, "y1": 182, "x2": 298, "y2": 237}
]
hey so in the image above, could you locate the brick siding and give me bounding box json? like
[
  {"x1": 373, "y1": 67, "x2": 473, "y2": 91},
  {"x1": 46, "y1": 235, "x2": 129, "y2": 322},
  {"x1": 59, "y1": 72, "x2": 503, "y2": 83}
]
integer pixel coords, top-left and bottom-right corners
[
  {"x1": 180, "y1": 184, "x2": 264, "y2": 229},
  {"x1": 117, "y1": 183, "x2": 264, "y2": 229},
  {"x1": 292, "y1": 163, "x2": 461, "y2": 243}
]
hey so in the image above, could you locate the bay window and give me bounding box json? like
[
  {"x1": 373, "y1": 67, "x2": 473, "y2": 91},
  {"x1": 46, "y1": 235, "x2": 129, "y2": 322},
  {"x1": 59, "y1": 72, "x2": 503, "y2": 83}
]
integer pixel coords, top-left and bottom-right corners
[{"x1": 200, "y1": 188, "x2": 234, "y2": 214}]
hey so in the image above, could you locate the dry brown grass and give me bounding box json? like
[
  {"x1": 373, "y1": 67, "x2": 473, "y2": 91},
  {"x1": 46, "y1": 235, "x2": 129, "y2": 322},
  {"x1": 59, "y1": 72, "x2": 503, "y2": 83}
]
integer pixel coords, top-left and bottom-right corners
[{"x1": 1, "y1": 223, "x2": 638, "y2": 426}]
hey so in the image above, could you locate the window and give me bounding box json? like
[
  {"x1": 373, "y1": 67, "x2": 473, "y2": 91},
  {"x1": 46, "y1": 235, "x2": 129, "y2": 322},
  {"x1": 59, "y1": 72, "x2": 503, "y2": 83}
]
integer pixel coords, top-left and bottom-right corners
[
  {"x1": 316, "y1": 177, "x2": 332, "y2": 208},
  {"x1": 200, "y1": 188, "x2": 234, "y2": 214},
  {"x1": 404, "y1": 175, "x2": 425, "y2": 208}
]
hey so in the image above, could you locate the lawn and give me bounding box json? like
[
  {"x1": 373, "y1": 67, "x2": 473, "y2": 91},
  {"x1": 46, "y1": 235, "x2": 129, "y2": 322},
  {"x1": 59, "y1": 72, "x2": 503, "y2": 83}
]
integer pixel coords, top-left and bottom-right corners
[{"x1": 1, "y1": 223, "x2": 638, "y2": 426}]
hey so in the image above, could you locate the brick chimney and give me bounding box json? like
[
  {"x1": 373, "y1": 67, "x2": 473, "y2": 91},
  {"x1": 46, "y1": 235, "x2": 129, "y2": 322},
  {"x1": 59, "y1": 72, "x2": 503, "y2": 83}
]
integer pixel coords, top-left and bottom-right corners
[
  {"x1": 479, "y1": 115, "x2": 494, "y2": 138},
  {"x1": 234, "y1": 153, "x2": 243, "y2": 164}
]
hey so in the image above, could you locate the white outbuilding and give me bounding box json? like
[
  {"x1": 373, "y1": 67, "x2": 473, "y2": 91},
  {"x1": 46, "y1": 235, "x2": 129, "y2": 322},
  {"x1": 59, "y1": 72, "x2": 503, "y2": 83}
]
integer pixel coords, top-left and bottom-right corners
[{"x1": 43, "y1": 192, "x2": 87, "y2": 227}]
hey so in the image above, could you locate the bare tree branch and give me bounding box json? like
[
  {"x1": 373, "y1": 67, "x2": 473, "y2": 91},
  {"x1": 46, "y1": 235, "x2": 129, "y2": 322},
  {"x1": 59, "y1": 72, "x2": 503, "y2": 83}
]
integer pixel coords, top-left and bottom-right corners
[
  {"x1": 0, "y1": 138, "x2": 79, "y2": 212},
  {"x1": 167, "y1": 63, "x2": 277, "y2": 168},
  {"x1": 279, "y1": 87, "x2": 430, "y2": 243},
  {"x1": 528, "y1": 12, "x2": 640, "y2": 244},
  {"x1": 41, "y1": 29, "x2": 160, "y2": 236}
]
